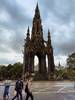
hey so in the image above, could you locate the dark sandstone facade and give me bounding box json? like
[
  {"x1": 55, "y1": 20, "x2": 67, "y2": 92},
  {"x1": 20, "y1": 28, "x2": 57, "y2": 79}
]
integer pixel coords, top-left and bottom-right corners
[{"x1": 23, "y1": 4, "x2": 55, "y2": 80}]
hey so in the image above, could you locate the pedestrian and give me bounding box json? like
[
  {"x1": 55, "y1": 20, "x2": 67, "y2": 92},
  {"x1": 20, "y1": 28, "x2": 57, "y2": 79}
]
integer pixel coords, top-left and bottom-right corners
[
  {"x1": 12, "y1": 78, "x2": 23, "y2": 100},
  {"x1": 3, "y1": 77, "x2": 11, "y2": 100},
  {"x1": 25, "y1": 77, "x2": 34, "y2": 100}
]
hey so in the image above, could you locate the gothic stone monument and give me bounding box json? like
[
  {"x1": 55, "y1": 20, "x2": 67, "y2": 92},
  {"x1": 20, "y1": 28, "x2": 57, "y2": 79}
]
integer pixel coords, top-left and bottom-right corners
[{"x1": 24, "y1": 4, "x2": 55, "y2": 80}]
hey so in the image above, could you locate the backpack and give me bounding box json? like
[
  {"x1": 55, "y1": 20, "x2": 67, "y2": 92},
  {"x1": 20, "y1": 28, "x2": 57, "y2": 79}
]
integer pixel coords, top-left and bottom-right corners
[{"x1": 15, "y1": 80, "x2": 23, "y2": 90}]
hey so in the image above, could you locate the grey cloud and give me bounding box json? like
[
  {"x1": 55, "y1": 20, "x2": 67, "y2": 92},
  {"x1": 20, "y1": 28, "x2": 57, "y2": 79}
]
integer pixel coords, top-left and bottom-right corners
[
  {"x1": 0, "y1": 0, "x2": 31, "y2": 30},
  {"x1": 0, "y1": 0, "x2": 75, "y2": 65},
  {"x1": 0, "y1": 58, "x2": 16, "y2": 65},
  {"x1": 53, "y1": 25, "x2": 75, "y2": 56},
  {"x1": 9, "y1": 30, "x2": 25, "y2": 53},
  {"x1": 0, "y1": 0, "x2": 32, "y2": 54},
  {"x1": 44, "y1": 0, "x2": 75, "y2": 24},
  {"x1": 0, "y1": 28, "x2": 25, "y2": 54},
  {"x1": 54, "y1": 36, "x2": 75, "y2": 56},
  {"x1": 0, "y1": 0, "x2": 33, "y2": 64},
  {"x1": 41, "y1": 0, "x2": 75, "y2": 58}
]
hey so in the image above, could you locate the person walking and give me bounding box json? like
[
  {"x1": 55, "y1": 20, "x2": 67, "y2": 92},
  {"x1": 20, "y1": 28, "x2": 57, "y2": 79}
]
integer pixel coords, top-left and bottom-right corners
[
  {"x1": 12, "y1": 79, "x2": 23, "y2": 100},
  {"x1": 25, "y1": 77, "x2": 34, "y2": 100},
  {"x1": 3, "y1": 78, "x2": 11, "y2": 100}
]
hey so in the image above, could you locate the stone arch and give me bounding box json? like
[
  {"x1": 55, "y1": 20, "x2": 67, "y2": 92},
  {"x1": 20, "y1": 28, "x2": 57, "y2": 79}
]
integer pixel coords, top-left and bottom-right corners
[
  {"x1": 34, "y1": 55, "x2": 39, "y2": 72},
  {"x1": 46, "y1": 55, "x2": 48, "y2": 73}
]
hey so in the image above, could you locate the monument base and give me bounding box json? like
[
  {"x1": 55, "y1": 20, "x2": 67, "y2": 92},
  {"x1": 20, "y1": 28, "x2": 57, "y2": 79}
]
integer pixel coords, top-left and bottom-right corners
[
  {"x1": 48, "y1": 73, "x2": 55, "y2": 81},
  {"x1": 33, "y1": 72, "x2": 48, "y2": 81}
]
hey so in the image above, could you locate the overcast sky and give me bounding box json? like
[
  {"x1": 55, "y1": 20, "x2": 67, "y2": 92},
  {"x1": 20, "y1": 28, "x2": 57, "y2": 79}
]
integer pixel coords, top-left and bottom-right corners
[{"x1": 0, "y1": 0, "x2": 75, "y2": 66}]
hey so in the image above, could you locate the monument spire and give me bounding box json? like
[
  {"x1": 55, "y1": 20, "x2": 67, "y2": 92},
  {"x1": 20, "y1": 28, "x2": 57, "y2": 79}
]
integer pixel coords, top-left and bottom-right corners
[
  {"x1": 31, "y1": 3, "x2": 43, "y2": 39},
  {"x1": 26, "y1": 26, "x2": 30, "y2": 44},
  {"x1": 27, "y1": 26, "x2": 30, "y2": 36},
  {"x1": 47, "y1": 29, "x2": 51, "y2": 47},
  {"x1": 24, "y1": 4, "x2": 55, "y2": 80},
  {"x1": 34, "y1": 2, "x2": 40, "y2": 19},
  {"x1": 36, "y1": 3, "x2": 39, "y2": 11}
]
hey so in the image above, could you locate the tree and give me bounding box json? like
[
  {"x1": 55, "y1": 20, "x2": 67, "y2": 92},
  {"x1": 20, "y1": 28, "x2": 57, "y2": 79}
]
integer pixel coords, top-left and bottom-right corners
[
  {"x1": 12, "y1": 62, "x2": 23, "y2": 79},
  {"x1": 0, "y1": 65, "x2": 7, "y2": 80},
  {"x1": 0, "y1": 62, "x2": 23, "y2": 80},
  {"x1": 67, "y1": 53, "x2": 75, "y2": 69}
]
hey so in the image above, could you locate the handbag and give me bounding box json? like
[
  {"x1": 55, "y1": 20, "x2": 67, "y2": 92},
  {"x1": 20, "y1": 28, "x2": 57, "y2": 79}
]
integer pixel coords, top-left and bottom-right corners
[{"x1": 13, "y1": 90, "x2": 17, "y2": 96}]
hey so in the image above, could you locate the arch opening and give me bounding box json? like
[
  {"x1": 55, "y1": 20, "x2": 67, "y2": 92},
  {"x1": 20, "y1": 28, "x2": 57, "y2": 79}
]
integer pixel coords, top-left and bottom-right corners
[
  {"x1": 34, "y1": 55, "x2": 39, "y2": 72},
  {"x1": 46, "y1": 55, "x2": 48, "y2": 73}
]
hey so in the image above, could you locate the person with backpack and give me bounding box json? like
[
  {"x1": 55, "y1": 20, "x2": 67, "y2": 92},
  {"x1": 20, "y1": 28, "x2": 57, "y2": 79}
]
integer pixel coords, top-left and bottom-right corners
[
  {"x1": 12, "y1": 79, "x2": 23, "y2": 100},
  {"x1": 25, "y1": 77, "x2": 34, "y2": 100}
]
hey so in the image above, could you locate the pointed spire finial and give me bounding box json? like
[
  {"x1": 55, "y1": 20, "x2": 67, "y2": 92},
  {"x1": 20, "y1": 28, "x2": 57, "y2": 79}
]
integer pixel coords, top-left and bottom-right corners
[
  {"x1": 36, "y1": 2, "x2": 39, "y2": 11},
  {"x1": 48, "y1": 29, "x2": 51, "y2": 37},
  {"x1": 33, "y1": 3, "x2": 40, "y2": 19},
  {"x1": 27, "y1": 26, "x2": 30, "y2": 36},
  {"x1": 47, "y1": 29, "x2": 51, "y2": 45},
  {"x1": 31, "y1": 3, "x2": 43, "y2": 38},
  {"x1": 58, "y1": 61, "x2": 61, "y2": 67},
  {"x1": 26, "y1": 26, "x2": 30, "y2": 40}
]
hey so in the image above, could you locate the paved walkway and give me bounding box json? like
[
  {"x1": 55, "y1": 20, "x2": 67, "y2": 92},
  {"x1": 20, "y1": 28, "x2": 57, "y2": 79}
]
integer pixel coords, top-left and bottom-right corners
[{"x1": 0, "y1": 81, "x2": 75, "y2": 100}]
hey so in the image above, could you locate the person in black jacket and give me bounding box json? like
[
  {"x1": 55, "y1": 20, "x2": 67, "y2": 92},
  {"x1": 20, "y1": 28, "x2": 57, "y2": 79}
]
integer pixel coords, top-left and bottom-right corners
[
  {"x1": 25, "y1": 77, "x2": 33, "y2": 100},
  {"x1": 12, "y1": 79, "x2": 23, "y2": 100}
]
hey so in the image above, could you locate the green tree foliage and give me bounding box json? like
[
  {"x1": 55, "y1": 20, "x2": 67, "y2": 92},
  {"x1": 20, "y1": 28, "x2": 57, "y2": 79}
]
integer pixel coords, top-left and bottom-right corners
[
  {"x1": 55, "y1": 68, "x2": 75, "y2": 81},
  {"x1": 0, "y1": 62, "x2": 23, "y2": 80},
  {"x1": 0, "y1": 59, "x2": 75, "y2": 80},
  {"x1": 67, "y1": 53, "x2": 75, "y2": 69}
]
